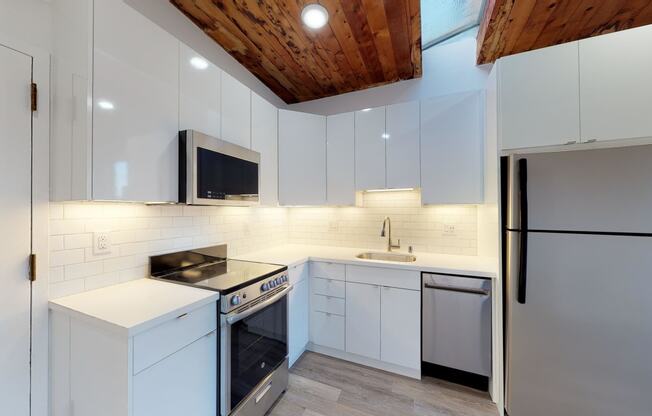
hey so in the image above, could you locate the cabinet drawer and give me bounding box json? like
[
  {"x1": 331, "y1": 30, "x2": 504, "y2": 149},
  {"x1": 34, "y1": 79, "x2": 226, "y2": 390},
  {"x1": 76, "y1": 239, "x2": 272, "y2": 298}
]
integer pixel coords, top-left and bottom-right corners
[
  {"x1": 310, "y1": 311, "x2": 345, "y2": 350},
  {"x1": 133, "y1": 302, "x2": 216, "y2": 374},
  {"x1": 346, "y1": 265, "x2": 420, "y2": 290},
  {"x1": 311, "y1": 277, "x2": 345, "y2": 298},
  {"x1": 311, "y1": 294, "x2": 345, "y2": 316},
  {"x1": 311, "y1": 261, "x2": 345, "y2": 281},
  {"x1": 289, "y1": 262, "x2": 309, "y2": 285}
]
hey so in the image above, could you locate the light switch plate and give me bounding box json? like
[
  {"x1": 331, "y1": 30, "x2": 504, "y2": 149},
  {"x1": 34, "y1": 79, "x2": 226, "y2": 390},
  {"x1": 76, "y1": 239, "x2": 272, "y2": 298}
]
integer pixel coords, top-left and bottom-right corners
[
  {"x1": 443, "y1": 224, "x2": 457, "y2": 236},
  {"x1": 93, "y1": 232, "x2": 112, "y2": 255}
]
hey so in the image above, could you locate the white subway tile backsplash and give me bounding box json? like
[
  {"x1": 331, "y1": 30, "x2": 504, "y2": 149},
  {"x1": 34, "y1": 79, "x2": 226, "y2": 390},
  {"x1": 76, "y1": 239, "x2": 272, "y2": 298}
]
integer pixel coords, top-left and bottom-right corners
[
  {"x1": 64, "y1": 233, "x2": 92, "y2": 249},
  {"x1": 50, "y1": 249, "x2": 85, "y2": 267}
]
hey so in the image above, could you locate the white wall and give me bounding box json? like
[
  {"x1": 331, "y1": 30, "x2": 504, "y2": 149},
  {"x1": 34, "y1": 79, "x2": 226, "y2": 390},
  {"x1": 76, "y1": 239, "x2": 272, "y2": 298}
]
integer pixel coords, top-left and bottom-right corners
[{"x1": 288, "y1": 29, "x2": 490, "y2": 115}]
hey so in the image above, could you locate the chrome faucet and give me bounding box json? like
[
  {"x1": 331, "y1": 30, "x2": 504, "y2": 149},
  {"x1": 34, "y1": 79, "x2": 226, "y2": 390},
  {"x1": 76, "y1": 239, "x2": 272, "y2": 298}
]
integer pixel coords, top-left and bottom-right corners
[{"x1": 380, "y1": 216, "x2": 401, "y2": 252}]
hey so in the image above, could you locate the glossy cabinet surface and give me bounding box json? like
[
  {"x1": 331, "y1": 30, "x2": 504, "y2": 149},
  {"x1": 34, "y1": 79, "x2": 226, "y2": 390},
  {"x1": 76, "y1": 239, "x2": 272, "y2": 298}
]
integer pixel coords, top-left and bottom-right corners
[
  {"x1": 386, "y1": 101, "x2": 420, "y2": 189},
  {"x1": 345, "y1": 282, "x2": 381, "y2": 360},
  {"x1": 421, "y1": 91, "x2": 484, "y2": 204},
  {"x1": 327, "y1": 112, "x2": 355, "y2": 205},
  {"x1": 278, "y1": 110, "x2": 327, "y2": 205},
  {"x1": 355, "y1": 107, "x2": 386, "y2": 190},
  {"x1": 93, "y1": 0, "x2": 179, "y2": 202},
  {"x1": 289, "y1": 264, "x2": 309, "y2": 367},
  {"x1": 251, "y1": 93, "x2": 279, "y2": 206},
  {"x1": 179, "y1": 43, "x2": 221, "y2": 139},
  {"x1": 499, "y1": 42, "x2": 581, "y2": 150},
  {"x1": 221, "y1": 71, "x2": 251, "y2": 148},
  {"x1": 579, "y1": 25, "x2": 652, "y2": 142},
  {"x1": 380, "y1": 287, "x2": 420, "y2": 369}
]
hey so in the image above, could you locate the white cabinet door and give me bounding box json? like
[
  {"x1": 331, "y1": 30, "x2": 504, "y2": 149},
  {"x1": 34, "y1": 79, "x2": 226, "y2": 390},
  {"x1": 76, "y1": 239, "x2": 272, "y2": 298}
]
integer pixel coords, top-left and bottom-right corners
[
  {"x1": 345, "y1": 282, "x2": 380, "y2": 360},
  {"x1": 386, "y1": 101, "x2": 420, "y2": 189},
  {"x1": 310, "y1": 311, "x2": 345, "y2": 350},
  {"x1": 289, "y1": 278, "x2": 309, "y2": 367},
  {"x1": 327, "y1": 112, "x2": 355, "y2": 205},
  {"x1": 355, "y1": 107, "x2": 386, "y2": 190},
  {"x1": 278, "y1": 110, "x2": 327, "y2": 205},
  {"x1": 133, "y1": 331, "x2": 217, "y2": 416},
  {"x1": 251, "y1": 93, "x2": 278, "y2": 206},
  {"x1": 580, "y1": 25, "x2": 652, "y2": 142},
  {"x1": 380, "y1": 287, "x2": 420, "y2": 370},
  {"x1": 179, "y1": 43, "x2": 220, "y2": 138},
  {"x1": 221, "y1": 71, "x2": 251, "y2": 148},
  {"x1": 93, "y1": 0, "x2": 179, "y2": 202},
  {"x1": 420, "y1": 91, "x2": 484, "y2": 204},
  {"x1": 499, "y1": 42, "x2": 581, "y2": 149}
]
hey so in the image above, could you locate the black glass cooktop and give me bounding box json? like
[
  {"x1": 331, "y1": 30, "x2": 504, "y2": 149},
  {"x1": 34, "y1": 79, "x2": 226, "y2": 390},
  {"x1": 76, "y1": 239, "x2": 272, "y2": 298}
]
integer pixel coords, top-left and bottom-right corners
[{"x1": 150, "y1": 247, "x2": 286, "y2": 294}]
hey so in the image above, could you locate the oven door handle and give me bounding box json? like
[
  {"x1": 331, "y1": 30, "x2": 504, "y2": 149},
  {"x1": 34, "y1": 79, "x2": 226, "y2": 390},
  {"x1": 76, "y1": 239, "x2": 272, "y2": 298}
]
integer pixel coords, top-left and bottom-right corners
[{"x1": 225, "y1": 285, "x2": 293, "y2": 325}]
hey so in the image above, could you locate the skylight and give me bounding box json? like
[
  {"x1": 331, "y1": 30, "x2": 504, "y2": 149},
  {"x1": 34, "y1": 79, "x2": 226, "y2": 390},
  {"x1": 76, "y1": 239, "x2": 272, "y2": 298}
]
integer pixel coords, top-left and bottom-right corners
[{"x1": 421, "y1": 0, "x2": 485, "y2": 49}]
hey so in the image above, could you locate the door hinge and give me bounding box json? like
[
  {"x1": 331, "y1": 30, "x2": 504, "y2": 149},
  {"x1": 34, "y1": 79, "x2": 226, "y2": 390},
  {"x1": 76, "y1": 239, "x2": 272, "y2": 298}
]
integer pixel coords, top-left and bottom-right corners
[
  {"x1": 31, "y1": 83, "x2": 37, "y2": 112},
  {"x1": 29, "y1": 254, "x2": 36, "y2": 282}
]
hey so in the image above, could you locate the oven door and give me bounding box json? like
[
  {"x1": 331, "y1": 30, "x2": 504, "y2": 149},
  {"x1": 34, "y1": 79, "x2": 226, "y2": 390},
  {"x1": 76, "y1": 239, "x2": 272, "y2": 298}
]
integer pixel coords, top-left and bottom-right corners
[{"x1": 221, "y1": 285, "x2": 290, "y2": 415}]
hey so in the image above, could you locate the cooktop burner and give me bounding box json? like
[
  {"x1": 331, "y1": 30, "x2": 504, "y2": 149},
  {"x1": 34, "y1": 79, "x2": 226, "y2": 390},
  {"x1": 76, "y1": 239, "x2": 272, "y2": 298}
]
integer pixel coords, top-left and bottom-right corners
[{"x1": 149, "y1": 245, "x2": 286, "y2": 294}]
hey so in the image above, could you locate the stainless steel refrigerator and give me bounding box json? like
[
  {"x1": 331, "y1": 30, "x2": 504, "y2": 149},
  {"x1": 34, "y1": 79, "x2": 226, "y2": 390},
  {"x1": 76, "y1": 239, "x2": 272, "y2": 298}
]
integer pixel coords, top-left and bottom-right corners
[{"x1": 503, "y1": 145, "x2": 652, "y2": 416}]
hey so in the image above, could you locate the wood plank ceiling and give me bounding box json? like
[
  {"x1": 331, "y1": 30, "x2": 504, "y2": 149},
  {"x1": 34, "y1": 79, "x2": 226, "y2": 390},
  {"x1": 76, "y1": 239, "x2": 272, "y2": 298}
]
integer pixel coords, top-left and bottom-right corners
[
  {"x1": 170, "y1": 0, "x2": 422, "y2": 103},
  {"x1": 477, "y1": 0, "x2": 652, "y2": 64}
]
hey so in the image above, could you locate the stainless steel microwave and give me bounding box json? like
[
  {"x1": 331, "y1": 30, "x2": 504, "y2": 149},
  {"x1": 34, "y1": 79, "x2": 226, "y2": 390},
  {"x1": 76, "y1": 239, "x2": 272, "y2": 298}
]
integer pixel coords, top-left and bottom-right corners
[{"x1": 179, "y1": 130, "x2": 260, "y2": 206}]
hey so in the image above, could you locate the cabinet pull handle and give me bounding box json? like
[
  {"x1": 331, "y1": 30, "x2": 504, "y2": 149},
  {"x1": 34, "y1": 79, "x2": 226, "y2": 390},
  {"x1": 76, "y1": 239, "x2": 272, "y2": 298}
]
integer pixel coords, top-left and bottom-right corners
[
  {"x1": 176, "y1": 313, "x2": 189, "y2": 320},
  {"x1": 565, "y1": 140, "x2": 577, "y2": 145},
  {"x1": 585, "y1": 139, "x2": 597, "y2": 143},
  {"x1": 255, "y1": 381, "x2": 273, "y2": 404}
]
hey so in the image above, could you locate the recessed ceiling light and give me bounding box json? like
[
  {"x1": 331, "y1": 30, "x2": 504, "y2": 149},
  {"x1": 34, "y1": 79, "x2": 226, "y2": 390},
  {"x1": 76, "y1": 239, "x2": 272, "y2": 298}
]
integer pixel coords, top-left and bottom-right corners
[
  {"x1": 97, "y1": 100, "x2": 114, "y2": 110},
  {"x1": 382, "y1": 133, "x2": 390, "y2": 140},
  {"x1": 361, "y1": 108, "x2": 372, "y2": 112},
  {"x1": 301, "y1": 4, "x2": 329, "y2": 29},
  {"x1": 190, "y1": 56, "x2": 209, "y2": 70}
]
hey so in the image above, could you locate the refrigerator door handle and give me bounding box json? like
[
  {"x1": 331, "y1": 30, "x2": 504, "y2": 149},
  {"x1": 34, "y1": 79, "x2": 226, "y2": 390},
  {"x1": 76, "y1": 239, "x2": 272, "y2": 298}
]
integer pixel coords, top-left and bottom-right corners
[{"x1": 518, "y1": 158, "x2": 528, "y2": 304}]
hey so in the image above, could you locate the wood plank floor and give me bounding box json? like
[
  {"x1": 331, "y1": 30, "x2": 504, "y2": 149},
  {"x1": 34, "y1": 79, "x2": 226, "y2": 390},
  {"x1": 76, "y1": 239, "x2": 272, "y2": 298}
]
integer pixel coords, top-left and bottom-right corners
[{"x1": 269, "y1": 352, "x2": 499, "y2": 416}]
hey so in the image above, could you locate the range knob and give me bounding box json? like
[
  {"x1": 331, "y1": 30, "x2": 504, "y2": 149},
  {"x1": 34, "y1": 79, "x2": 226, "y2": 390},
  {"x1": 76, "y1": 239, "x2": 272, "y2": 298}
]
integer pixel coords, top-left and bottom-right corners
[
  {"x1": 230, "y1": 295, "x2": 241, "y2": 306},
  {"x1": 261, "y1": 282, "x2": 270, "y2": 292},
  {"x1": 270, "y1": 280, "x2": 277, "y2": 288},
  {"x1": 277, "y1": 277, "x2": 284, "y2": 285},
  {"x1": 283, "y1": 275, "x2": 288, "y2": 282}
]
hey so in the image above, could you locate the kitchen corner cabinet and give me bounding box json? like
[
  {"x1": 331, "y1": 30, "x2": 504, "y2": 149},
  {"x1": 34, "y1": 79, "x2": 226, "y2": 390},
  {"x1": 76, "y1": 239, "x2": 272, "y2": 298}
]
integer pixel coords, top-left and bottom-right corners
[
  {"x1": 355, "y1": 107, "x2": 386, "y2": 190},
  {"x1": 288, "y1": 263, "x2": 310, "y2": 367},
  {"x1": 579, "y1": 25, "x2": 652, "y2": 142},
  {"x1": 421, "y1": 91, "x2": 484, "y2": 204},
  {"x1": 221, "y1": 72, "x2": 251, "y2": 148},
  {"x1": 251, "y1": 93, "x2": 279, "y2": 206},
  {"x1": 386, "y1": 101, "x2": 420, "y2": 189},
  {"x1": 278, "y1": 110, "x2": 327, "y2": 205},
  {"x1": 345, "y1": 282, "x2": 381, "y2": 360},
  {"x1": 499, "y1": 41, "x2": 581, "y2": 150},
  {"x1": 179, "y1": 43, "x2": 221, "y2": 139},
  {"x1": 326, "y1": 112, "x2": 355, "y2": 205}
]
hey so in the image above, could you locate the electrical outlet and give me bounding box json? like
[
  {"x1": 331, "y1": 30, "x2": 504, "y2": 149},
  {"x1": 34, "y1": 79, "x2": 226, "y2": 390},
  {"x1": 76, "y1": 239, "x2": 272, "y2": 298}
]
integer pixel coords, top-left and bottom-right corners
[
  {"x1": 328, "y1": 221, "x2": 339, "y2": 232},
  {"x1": 93, "y1": 232, "x2": 112, "y2": 255},
  {"x1": 443, "y1": 224, "x2": 457, "y2": 236}
]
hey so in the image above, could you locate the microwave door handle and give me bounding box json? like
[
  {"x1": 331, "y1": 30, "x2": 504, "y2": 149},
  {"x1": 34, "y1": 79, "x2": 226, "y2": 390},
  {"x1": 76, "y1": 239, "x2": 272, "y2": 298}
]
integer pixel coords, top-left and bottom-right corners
[
  {"x1": 517, "y1": 158, "x2": 528, "y2": 304},
  {"x1": 225, "y1": 285, "x2": 293, "y2": 325}
]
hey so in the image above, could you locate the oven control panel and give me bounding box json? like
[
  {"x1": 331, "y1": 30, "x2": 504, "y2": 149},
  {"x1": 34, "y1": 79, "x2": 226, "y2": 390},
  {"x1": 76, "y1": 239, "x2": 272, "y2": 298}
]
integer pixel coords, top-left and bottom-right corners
[{"x1": 221, "y1": 271, "x2": 289, "y2": 314}]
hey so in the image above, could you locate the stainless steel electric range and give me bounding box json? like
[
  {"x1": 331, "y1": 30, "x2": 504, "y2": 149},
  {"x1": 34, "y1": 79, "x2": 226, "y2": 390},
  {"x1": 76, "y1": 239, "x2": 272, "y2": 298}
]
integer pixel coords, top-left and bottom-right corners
[{"x1": 149, "y1": 245, "x2": 290, "y2": 416}]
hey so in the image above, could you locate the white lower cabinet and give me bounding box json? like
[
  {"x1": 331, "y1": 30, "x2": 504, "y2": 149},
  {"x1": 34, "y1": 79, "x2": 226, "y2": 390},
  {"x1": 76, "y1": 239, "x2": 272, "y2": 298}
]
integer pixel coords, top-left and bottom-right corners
[
  {"x1": 310, "y1": 311, "x2": 345, "y2": 351},
  {"x1": 289, "y1": 263, "x2": 310, "y2": 367},
  {"x1": 380, "y1": 287, "x2": 421, "y2": 370},
  {"x1": 345, "y1": 282, "x2": 381, "y2": 360}
]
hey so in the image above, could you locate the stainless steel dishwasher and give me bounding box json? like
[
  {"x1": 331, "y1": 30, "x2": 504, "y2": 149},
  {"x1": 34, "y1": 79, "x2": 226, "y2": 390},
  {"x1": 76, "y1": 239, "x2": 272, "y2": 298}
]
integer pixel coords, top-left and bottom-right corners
[{"x1": 422, "y1": 273, "x2": 492, "y2": 387}]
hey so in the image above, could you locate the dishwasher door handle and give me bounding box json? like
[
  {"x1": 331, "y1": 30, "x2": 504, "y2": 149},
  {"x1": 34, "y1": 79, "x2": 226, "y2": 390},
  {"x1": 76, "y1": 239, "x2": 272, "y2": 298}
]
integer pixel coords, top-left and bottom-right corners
[{"x1": 424, "y1": 283, "x2": 490, "y2": 296}]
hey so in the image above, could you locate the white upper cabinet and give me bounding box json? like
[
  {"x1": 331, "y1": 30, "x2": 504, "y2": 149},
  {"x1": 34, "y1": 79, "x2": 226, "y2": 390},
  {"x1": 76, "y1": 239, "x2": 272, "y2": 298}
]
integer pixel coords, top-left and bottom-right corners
[
  {"x1": 327, "y1": 112, "x2": 355, "y2": 205},
  {"x1": 355, "y1": 107, "x2": 386, "y2": 190},
  {"x1": 221, "y1": 72, "x2": 251, "y2": 148},
  {"x1": 499, "y1": 42, "x2": 581, "y2": 150},
  {"x1": 386, "y1": 101, "x2": 420, "y2": 189},
  {"x1": 251, "y1": 93, "x2": 278, "y2": 206},
  {"x1": 421, "y1": 91, "x2": 484, "y2": 204},
  {"x1": 278, "y1": 110, "x2": 327, "y2": 205},
  {"x1": 579, "y1": 25, "x2": 652, "y2": 142},
  {"x1": 92, "y1": 0, "x2": 179, "y2": 202},
  {"x1": 179, "y1": 43, "x2": 221, "y2": 138}
]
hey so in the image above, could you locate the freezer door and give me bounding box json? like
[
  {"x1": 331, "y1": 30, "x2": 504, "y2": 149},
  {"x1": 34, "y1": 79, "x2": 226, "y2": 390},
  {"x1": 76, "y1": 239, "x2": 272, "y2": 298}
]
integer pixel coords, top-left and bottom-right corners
[
  {"x1": 518, "y1": 145, "x2": 652, "y2": 233},
  {"x1": 505, "y1": 232, "x2": 652, "y2": 416}
]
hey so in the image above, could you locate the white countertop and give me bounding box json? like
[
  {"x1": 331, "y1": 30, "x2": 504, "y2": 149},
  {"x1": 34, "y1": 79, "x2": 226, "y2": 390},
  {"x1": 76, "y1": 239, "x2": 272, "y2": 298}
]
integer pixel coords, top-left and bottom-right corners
[
  {"x1": 233, "y1": 244, "x2": 498, "y2": 279},
  {"x1": 49, "y1": 278, "x2": 219, "y2": 336}
]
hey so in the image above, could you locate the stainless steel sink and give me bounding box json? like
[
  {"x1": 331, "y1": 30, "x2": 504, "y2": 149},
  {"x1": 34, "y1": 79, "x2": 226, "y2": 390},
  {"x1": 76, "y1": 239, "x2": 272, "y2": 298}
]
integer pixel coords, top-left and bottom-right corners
[{"x1": 356, "y1": 252, "x2": 417, "y2": 263}]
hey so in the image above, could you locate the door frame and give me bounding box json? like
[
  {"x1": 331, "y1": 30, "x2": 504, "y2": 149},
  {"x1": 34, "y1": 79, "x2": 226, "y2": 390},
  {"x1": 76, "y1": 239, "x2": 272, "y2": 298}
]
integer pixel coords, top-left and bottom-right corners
[{"x1": 0, "y1": 34, "x2": 50, "y2": 416}]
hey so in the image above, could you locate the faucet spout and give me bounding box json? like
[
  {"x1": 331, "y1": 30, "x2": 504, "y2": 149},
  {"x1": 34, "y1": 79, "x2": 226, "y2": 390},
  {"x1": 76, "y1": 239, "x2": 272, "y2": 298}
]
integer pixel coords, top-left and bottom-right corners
[{"x1": 380, "y1": 216, "x2": 400, "y2": 252}]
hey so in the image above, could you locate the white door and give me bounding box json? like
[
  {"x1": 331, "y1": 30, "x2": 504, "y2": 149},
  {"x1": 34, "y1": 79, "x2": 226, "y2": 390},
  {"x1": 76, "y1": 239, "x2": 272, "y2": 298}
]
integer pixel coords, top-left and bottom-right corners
[
  {"x1": 355, "y1": 107, "x2": 386, "y2": 190},
  {"x1": 326, "y1": 112, "x2": 355, "y2": 205},
  {"x1": 289, "y1": 278, "x2": 309, "y2": 367},
  {"x1": 499, "y1": 42, "x2": 581, "y2": 150},
  {"x1": 0, "y1": 43, "x2": 33, "y2": 416},
  {"x1": 251, "y1": 93, "x2": 278, "y2": 206},
  {"x1": 386, "y1": 101, "x2": 420, "y2": 189},
  {"x1": 579, "y1": 25, "x2": 652, "y2": 142},
  {"x1": 380, "y1": 287, "x2": 420, "y2": 369},
  {"x1": 345, "y1": 282, "x2": 380, "y2": 360}
]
